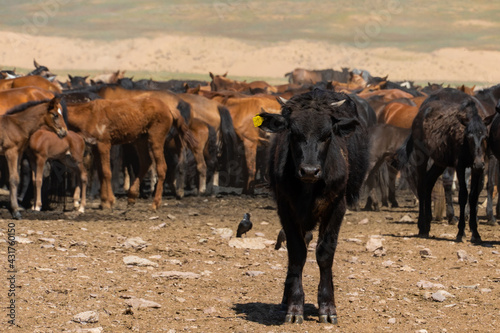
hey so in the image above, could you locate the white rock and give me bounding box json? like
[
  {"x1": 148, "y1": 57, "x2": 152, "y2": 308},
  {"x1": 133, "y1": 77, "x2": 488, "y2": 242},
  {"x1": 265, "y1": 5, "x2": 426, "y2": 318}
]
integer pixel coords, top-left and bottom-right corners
[
  {"x1": 417, "y1": 280, "x2": 445, "y2": 289},
  {"x1": 388, "y1": 318, "x2": 396, "y2": 324},
  {"x1": 245, "y1": 271, "x2": 264, "y2": 277},
  {"x1": 72, "y1": 311, "x2": 99, "y2": 324},
  {"x1": 365, "y1": 237, "x2": 383, "y2": 252},
  {"x1": 213, "y1": 228, "x2": 233, "y2": 239},
  {"x1": 14, "y1": 236, "x2": 32, "y2": 244},
  {"x1": 345, "y1": 238, "x2": 363, "y2": 244},
  {"x1": 123, "y1": 256, "x2": 158, "y2": 267},
  {"x1": 125, "y1": 298, "x2": 161, "y2": 309},
  {"x1": 152, "y1": 271, "x2": 200, "y2": 279},
  {"x1": 75, "y1": 328, "x2": 103, "y2": 333},
  {"x1": 228, "y1": 237, "x2": 267, "y2": 249},
  {"x1": 358, "y1": 218, "x2": 369, "y2": 225},
  {"x1": 38, "y1": 237, "x2": 55, "y2": 244},
  {"x1": 122, "y1": 237, "x2": 149, "y2": 250},
  {"x1": 399, "y1": 214, "x2": 413, "y2": 223},
  {"x1": 431, "y1": 290, "x2": 454, "y2": 302}
]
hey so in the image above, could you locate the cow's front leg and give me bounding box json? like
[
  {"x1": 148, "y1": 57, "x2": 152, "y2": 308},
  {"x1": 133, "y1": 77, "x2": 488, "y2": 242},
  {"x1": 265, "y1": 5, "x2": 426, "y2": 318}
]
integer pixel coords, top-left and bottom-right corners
[
  {"x1": 316, "y1": 200, "x2": 344, "y2": 324},
  {"x1": 281, "y1": 223, "x2": 307, "y2": 324}
]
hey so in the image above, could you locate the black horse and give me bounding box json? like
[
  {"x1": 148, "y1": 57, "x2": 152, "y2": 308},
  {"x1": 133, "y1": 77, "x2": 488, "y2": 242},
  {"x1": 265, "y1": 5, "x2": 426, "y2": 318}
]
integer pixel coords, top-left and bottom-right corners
[{"x1": 395, "y1": 88, "x2": 490, "y2": 243}]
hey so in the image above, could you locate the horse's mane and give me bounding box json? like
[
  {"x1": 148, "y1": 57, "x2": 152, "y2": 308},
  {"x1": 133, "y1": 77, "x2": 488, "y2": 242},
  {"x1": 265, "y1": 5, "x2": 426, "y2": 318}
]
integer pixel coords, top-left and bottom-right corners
[{"x1": 4, "y1": 99, "x2": 51, "y2": 115}]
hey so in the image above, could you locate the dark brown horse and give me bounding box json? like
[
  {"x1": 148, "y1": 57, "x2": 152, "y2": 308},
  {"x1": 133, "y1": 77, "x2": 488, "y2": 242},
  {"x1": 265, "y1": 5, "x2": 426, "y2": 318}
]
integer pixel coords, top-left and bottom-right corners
[
  {"x1": 66, "y1": 96, "x2": 193, "y2": 210},
  {"x1": 0, "y1": 97, "x2": 68, "y2": 218},
  {"x1": 395, "y1": 89, "x2": 490, "y2": 243},
  {"x1": 27, "y1": 129, "x2": 88, "y2": 212},
  {"x1": 0, "y1": 87, "x2": 55, "y2": 113}
]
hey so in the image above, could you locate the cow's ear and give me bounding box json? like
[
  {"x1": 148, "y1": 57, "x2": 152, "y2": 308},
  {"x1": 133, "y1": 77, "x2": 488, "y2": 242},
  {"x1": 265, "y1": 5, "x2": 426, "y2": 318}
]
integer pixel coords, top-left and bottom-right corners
[
  {"x1": 254, "y1": 110, "x2": 287, "y2": 133},
  {"x1": 332, "y1": 117, "x2": 359, "y2": 136}
]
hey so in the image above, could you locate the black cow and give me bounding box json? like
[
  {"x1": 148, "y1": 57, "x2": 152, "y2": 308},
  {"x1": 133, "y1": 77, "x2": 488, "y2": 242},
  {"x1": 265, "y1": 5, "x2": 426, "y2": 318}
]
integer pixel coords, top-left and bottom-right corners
[{"x1": 257, "y1": 89, "x2": 369, "y2": 324}]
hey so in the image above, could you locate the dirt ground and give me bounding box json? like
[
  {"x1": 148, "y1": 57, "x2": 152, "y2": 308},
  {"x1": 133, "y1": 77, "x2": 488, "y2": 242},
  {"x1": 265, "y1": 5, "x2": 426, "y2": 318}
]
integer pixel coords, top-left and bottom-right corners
[{"x1": 1, "y1": 187, "x2": 500, "y2": 333}]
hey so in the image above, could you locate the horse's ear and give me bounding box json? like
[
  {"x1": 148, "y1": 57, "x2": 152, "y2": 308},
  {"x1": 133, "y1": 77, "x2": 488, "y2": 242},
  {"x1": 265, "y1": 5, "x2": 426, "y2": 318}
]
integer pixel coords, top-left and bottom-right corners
[
  {"x1": 84, "y1": 75, "x2": 89, "y2": 80},
  {"x1": 209, "y1": 72, "x2": 214, "y2": 80},
  {"x1": 48, "y1": 96, "x2": 61, "y2": 110},
  {"x1": 471, "y1": 85, "x2": 476, "y2": 92},
  {"x1": 383, "y1": 75, "x2": 388, "y2": 81},
  {"x1": 90, "y1": 79, "x2": 96, "y2": 86},
  {"x1": 34, "y1": 59, "x2": 40, "y2": 68},
  {"x1": 223, "y1": 72, "x2": 228, "y2": 77},
  {"x1": 483, "y1": 113, "x2": 496, "y2": 126},
  {"x1": 68, "y1": 74, "x2": 73, "y2": 80}
]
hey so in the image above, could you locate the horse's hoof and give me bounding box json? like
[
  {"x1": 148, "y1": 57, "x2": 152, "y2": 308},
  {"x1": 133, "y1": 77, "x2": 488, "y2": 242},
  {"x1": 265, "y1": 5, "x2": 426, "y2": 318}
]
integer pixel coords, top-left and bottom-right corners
[
  {"x1": 319, "y1": 315, "x2": 338, "y2": 324},
  {"x1": 486, "y1": 219, "x2": 496, "y2": 226},
  {"x1": 417, "y1": 232, "x2": 429, "y2": 238},
  {"x1": 391, "y1": 202, "x2": 399, "y2": 208},
  {"x1": 470, "y1": 235, "x2": 482, "y2": 245},
  {"x1": 448, "y1": 216, "x2": 458, "y2": 225},
  {"x1": 455, "y1": 236, "x2": 464, "y2": 243},
  {"x1": 285, "y1": 314, "x2": 303, "y2": 324},
  {"x1": 12, "y1": 211, "x2": 22, "y2": 220}
]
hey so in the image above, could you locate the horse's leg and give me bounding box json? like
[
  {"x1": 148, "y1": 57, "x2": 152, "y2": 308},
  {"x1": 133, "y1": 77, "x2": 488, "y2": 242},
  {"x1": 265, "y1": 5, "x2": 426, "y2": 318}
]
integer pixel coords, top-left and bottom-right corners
[
  {"x1": 388, "y1": 165, "x2": 399, "y2": 208},
  {"x1": 316, "y1": 199, "x2": 345, "y2": 324},
  {"x1": 33, "y1": 155, "x2": 47, "y2": 212},
  {"x1": 128, "y1": 139, "x2": 152, "y2": 206},
  {"x1": 485, "y1": 156, "x2": 496, "y2": 225},
  {"x1": 496, "y1": 161, "x2": 500, "y2": 221},
  {"x1": 150, "y1": 136, "x2": 167, "y2": 210},
  {"x1": 96, "y1": 143, "x2": 114, "y2": 209},
  {"x1": 416, "y1": 154, "x2": 430, "y2": 237},
  {"x1": 423, "y1": 164, "x2": 445, "y2": 234},
  {"x1": 193, "y1": 148, "x2": 207, "y2": 195},
  {"x1": 172, "y1": 135, "x2": 186, "y2": 199},
  {"x1": 379, "y1": 162, "x2": 390, "y2": 207},
  {"x1": 456, "y1": 165, "x2": 468, "y2": 242},
  {"x1": 242, "y1": 138, "x2": 257, "y2": 195},
  {"x1": 5, "y1": 150, "x2": 21, "y2": 219},
  {"x1": 442, "y1": 167, "x2": 457, "y2": 224},
  {"x1": 468, "y1": 169, "x2": 484, "y2": 244}
]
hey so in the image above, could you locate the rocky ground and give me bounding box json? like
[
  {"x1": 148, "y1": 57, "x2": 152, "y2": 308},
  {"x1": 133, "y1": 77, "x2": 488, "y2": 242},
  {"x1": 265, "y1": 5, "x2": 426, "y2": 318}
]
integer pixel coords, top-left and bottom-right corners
[{"x1": 1, "y1": 189, "x2": 500, "y2": 333}]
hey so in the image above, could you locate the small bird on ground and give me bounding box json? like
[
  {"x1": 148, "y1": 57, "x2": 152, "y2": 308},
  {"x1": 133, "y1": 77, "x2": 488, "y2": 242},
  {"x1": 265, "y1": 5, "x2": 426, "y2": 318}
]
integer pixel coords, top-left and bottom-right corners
[{"x1": 236, "y1": 213, "x2": 252, "y2": 237}]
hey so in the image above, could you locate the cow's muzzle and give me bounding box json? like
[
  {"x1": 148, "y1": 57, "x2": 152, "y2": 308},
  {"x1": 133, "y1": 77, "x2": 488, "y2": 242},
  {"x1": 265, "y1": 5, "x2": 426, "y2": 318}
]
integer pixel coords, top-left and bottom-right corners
[{"x1": 298, "y1": 164, "x2": 322, "y2": 183}]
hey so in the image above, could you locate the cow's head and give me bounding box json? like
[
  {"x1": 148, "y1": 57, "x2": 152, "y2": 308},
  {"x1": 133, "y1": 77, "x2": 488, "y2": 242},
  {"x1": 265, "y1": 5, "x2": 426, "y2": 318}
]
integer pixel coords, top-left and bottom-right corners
[{"x1": 256, "y1": 94, "x2": 359, "y2": 183}]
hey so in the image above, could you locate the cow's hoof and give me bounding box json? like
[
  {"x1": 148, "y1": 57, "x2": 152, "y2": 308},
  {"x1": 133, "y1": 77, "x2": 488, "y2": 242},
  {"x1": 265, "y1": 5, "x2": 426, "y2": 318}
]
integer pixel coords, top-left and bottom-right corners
[
  {"x1": 285, "y1": 314, "x2": 303, "y2": 324},
  {"x1": 12, "y1": 211, "x2": 22, "y2": 220},
  {"x1": 319, "y1": 315, "x2": 338, "y2": 324}
]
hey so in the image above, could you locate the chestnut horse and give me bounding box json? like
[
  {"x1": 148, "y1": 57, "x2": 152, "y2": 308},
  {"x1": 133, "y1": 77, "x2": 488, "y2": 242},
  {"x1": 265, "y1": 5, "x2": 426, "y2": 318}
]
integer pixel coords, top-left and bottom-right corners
[
  {"x1": 66, "y1": 96, "x2": 193, "y2": 210},
  {"x1": 0, "y1": 97, "x2": 68, "y2": 218},
  {"x1": 0, "y1": 87, "x2": 55, "y2": 113},
  {"x1": 209, "y1": 72, "x2": 277, "y2": 94},
  {"x1": 0, "y1": 75, "x2": 62, "y2": 93},
  {"x1": 26, "y1": 128, "x2": 88, "y2": 213}
]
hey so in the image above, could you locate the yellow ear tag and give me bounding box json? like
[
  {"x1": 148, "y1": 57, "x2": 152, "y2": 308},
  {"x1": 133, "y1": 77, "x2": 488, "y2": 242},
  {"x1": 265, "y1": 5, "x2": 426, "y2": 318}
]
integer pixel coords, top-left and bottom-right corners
[{"x1": 253, "y1": 115, "x2": 264, "y2": 127}]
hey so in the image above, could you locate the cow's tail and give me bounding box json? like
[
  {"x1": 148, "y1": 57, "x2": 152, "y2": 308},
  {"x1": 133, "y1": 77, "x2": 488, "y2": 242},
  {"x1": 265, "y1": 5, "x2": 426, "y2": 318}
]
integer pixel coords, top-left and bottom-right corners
[
  {"x1": 391, "y1": 134, "x2": 414, "y2": 171},
  {"x1": 217, "y1": 105, "x2": 238, "y2": 171}
]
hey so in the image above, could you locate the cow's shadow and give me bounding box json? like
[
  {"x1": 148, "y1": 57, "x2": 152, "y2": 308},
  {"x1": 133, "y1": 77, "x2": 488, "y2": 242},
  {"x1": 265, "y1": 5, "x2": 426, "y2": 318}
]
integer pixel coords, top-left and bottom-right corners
[{"x1": 233, "y1": 302, "x2": 318, "y2": 325}]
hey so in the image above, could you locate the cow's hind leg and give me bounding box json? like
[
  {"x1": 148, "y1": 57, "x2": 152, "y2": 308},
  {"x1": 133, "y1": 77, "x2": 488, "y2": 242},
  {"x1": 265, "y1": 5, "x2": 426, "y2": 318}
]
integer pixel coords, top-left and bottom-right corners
[{"x1": 316, "y1": 199, "x2": 345, "y2": 324}]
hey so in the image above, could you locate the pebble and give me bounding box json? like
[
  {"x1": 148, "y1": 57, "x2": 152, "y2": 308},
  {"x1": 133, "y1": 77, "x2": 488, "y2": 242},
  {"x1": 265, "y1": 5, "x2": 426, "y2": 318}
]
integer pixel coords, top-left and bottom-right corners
[
  {"x1": 388, "y1": 318, "x2": 396, "y2": 324},
  {"x1": 358, "y1": 218, "x2": 369, "y2": 225},
  {"x1": 431, "y1": 290, "x2": 454, "y2": 302},
  {"x1": 246, "y1": 270, "x2": 264, "y2": 277},
  {"x1": 123, "y1": 255, "x2": 158, "y2": 267},
  {"x1": 75, "y1": 328, "x2": 103, "y2": 333},
  {"x1": 152, "y1": 271, "x2": 201, "y2": 279},
  {"x1": 122, "y1": 237, "x2": 149, "y2": 250},
  {"x1": 39, "y1": 237, "x2": 55, "y2": 243},
  {"x1": 72, "y1": 310, "x2": 99, "y2": 324},
  {"x1": 125, "y1": 298, "x2": 161, "y2": 309},
  {"x1": 228, "y1": 237, "x2": 267, "y2": 249},
  {"x1": 14, "y1": 236, "x2": 33, "y2": 244},
  {"x1": 399, "y1": 214, "x2": 413, "y2": 223},
  {"x1": 419, "y1": 248, "x2": 432, "y2": 256},
  {"x1": 212, "y1": 228, "x2": 233, "y2": 239}
]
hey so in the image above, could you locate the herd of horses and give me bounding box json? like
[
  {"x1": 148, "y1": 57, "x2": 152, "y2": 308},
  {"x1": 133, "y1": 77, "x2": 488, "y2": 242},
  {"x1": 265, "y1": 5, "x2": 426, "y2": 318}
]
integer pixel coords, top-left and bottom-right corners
[{"x1": 1, "y1": 62, "x2": 500, "y2": 243}]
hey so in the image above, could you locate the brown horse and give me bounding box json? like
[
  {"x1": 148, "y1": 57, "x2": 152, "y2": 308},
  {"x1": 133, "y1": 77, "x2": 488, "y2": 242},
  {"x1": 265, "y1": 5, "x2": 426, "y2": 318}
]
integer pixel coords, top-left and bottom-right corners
[
  {"x1": 66, "y1": 96, "x2": 192, "y2": 210},
  {"x1": 0, "y1": 87, "x2": 55, "y2": 113},
  {"x1": 27, "y1": 128, "x2": 88, "y2": 212},
  {"x1": 0, "y1": 97, "x2": 68, "y2": 218},
  {"x1": 209, "y1": 72, "x2": 277, "y2": 94},
  {"x1": 0, "y1": 75, "x2": 62, "y2": 93}
]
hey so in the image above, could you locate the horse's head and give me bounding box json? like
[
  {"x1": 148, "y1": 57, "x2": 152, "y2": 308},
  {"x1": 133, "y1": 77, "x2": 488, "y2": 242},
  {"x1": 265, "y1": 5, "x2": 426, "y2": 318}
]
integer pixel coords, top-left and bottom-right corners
[
  {"x1": 458, "y1": 100, "x2": 487, "y2": 172},
  {"x1": 209, "y1": 72, "x2": 230, "y2": 91},
  {"x1": 44, "y1": 97, "x2": 68, "y2": 138}
]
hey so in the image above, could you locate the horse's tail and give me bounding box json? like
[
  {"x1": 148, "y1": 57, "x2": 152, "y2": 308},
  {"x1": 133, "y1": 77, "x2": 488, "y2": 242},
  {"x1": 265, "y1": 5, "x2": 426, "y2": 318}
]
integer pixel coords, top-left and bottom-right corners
[
  {"x1": 171, "y1": 100, "x2": 198, "y2": 149},
  {"x1": 391, "y1": 134, "x2": 414, "y2": 170},
  {"x1": 205, "y1": 123, "x2": 218, "y2": 190},
  {"x1": 217, "y1": 105, "x2": 238, "y2": 171}
]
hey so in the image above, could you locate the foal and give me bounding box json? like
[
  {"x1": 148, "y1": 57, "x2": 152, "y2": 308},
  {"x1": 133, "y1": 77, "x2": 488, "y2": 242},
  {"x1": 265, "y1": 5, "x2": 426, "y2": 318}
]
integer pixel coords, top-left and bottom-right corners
[{"x1": 0, "y1": 97, "x2": 68, "y2": 218}]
